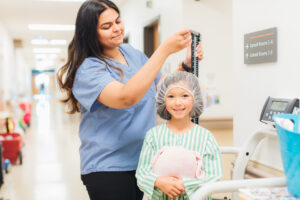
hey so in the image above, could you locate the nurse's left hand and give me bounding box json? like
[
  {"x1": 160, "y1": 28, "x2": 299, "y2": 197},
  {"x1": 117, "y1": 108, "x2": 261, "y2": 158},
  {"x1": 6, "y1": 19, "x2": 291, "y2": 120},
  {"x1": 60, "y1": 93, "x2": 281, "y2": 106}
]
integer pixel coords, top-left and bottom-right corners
[{"x1": 180, "y1": 41, "x2": 203, "y2": 70}]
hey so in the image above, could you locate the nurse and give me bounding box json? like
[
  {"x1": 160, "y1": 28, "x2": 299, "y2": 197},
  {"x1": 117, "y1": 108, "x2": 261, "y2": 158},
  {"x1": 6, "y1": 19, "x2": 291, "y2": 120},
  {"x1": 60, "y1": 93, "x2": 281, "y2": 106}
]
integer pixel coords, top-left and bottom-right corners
[{"x1": 56, "y1": 0, "x2": 203, "y2": 199}]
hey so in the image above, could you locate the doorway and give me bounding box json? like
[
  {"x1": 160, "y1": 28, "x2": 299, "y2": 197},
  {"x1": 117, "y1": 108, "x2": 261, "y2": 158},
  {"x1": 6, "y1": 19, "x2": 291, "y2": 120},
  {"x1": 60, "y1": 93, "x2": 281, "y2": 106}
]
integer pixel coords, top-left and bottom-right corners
[
  {"x1": 31, "y1": 69, "x2": 55, "y2": 99},
  {"x1": 143, "y1": 19, "x2": 160, "y2": 57}
]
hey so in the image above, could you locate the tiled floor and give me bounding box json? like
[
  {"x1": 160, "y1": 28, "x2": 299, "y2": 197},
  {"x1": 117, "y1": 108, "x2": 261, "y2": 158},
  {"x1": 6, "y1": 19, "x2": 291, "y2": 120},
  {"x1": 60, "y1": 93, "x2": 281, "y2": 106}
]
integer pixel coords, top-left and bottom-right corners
[{"x1": 0, "y1": 98, "x2": 233, "y2": 200}]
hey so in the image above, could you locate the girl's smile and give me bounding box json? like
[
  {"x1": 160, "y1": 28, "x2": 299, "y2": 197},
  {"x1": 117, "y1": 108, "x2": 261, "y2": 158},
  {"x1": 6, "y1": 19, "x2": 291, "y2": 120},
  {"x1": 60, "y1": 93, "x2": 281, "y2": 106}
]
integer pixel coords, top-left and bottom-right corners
[{"x1": 165, "y1": 87, "x2": 194, "y2": 120}]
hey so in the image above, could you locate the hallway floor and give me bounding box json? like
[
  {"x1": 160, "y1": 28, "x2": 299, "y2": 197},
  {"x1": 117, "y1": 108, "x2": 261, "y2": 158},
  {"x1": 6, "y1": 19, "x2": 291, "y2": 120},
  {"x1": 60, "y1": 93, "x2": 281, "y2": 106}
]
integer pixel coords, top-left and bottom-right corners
[
  {"x1": 0, "y1": 98, "x2": 233, "y2": 200},
  {"x1": 0, "y1": 98, "x2": 89, "y2": 200}
]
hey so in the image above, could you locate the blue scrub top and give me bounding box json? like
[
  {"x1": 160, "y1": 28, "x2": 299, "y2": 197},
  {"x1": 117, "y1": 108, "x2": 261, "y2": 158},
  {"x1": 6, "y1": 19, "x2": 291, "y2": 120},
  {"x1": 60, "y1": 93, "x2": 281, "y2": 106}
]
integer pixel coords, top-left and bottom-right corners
[{"x1": 73, "y1": 44, "x2": 162, "y2": 174}]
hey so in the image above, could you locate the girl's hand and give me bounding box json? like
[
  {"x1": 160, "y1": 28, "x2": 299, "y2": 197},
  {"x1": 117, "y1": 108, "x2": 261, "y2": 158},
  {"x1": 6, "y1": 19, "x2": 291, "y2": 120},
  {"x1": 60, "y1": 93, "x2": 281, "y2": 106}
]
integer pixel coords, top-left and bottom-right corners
[
  {"x1": 154, "y1": 176, "x2": 185, "y2": 199},
  {"x1": 183, "y1": 42, "x2": 204, "y2": 68},
  {"x1": 161, "y1": 29, "x2": 192, "y2": 56}
]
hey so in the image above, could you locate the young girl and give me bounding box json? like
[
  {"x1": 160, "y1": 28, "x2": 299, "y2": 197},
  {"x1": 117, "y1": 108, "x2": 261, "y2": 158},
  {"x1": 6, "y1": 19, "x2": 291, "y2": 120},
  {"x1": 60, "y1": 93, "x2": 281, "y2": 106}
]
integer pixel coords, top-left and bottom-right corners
[{"x1": 136, "y1": 71, "x2": 223, "y2": 200}]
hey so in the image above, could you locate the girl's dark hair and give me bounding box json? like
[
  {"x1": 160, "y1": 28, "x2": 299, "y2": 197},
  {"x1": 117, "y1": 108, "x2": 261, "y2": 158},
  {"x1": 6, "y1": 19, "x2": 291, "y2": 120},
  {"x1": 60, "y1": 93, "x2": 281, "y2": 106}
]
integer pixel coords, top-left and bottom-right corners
[{"x1": 57, "y1": 0, "x2": 123, "y2": 113}]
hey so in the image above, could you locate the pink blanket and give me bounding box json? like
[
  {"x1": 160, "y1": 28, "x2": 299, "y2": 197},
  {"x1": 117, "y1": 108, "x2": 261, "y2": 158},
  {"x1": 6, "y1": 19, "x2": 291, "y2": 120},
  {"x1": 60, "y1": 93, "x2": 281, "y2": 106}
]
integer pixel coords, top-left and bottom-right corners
[{"x1": 151, "y1": 146, "x2": 204, "y2": 178}]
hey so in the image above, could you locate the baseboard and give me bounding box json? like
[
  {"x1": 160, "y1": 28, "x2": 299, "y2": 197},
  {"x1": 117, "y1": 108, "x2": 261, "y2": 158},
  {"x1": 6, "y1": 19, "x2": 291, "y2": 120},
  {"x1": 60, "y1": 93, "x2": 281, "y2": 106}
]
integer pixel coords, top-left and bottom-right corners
[{"x1": 199, "y1": 117, "x2": 233, "y2": 129}]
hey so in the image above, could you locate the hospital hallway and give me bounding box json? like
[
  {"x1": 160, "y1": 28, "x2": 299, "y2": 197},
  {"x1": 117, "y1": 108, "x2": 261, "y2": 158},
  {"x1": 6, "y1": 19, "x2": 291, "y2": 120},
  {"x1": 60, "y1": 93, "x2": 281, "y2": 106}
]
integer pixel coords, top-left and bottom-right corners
[
  {"x1": 0, "y1": 97, "x2": 89, "y2": 200},
  {"x1": 0, "y1": 97, "x2": 233, "y2": 200}
]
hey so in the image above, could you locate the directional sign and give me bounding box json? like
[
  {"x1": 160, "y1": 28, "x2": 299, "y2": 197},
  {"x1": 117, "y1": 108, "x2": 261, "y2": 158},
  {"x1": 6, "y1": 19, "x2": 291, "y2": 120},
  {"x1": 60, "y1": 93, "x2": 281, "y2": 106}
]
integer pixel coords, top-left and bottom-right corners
[{"x1": 244, "y1": 27, "x2": 277, "y2": 64}]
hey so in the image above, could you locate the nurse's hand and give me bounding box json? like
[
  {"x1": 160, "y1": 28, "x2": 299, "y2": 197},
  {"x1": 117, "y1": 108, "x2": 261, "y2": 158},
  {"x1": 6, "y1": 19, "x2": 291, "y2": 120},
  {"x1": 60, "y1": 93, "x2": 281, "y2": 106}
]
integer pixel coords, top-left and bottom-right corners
[
  {"x1": 154, "y1": 176, "x2": 185, "y2": 199},
  {"x1": 184, "y1": 41, "x2": 203, "y2": 67},
  {"x1": 160, "y1": 29, "x2": 191, "y2": 55}
]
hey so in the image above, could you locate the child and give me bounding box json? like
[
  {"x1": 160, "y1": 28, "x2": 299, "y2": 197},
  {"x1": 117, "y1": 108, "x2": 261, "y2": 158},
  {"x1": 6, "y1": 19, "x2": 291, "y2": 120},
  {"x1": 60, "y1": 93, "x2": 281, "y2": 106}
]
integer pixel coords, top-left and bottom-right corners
[{"x1": 136, "y1": 71, "x2": 223, "y2": 200}]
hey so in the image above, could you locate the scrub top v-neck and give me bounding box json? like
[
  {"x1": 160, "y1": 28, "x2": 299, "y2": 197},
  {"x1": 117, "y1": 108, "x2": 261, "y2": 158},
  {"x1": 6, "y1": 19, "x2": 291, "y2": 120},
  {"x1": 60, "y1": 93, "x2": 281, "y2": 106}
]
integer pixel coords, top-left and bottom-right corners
[
  {"x1": 72, "y1": 44, "x2": 162, "y2": 174},
  {"x1": 111, "y1": 46, "x2": 130, "y2": 68}
]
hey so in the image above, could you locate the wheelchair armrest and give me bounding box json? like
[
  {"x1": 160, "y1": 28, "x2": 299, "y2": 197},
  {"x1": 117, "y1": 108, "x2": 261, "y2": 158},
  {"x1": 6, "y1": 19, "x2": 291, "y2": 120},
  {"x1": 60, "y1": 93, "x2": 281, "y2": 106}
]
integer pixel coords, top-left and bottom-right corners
[{"x1": 190, "y1": 177, "x2": 286, "y2": 200}]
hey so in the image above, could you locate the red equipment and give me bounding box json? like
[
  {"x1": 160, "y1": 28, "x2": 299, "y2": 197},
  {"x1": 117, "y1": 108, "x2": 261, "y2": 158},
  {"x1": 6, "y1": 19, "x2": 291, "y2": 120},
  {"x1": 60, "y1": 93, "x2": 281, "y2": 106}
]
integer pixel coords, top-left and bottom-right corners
[{"x1": 0, "y1": 133, "x2": 23, "y2": 164}]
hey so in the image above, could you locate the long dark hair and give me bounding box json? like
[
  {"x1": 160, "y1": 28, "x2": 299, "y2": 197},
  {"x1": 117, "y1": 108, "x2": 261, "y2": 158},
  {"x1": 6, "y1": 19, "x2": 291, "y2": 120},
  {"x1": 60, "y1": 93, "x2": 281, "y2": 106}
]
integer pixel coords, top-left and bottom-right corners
[{"x1": 57, "y1": 0, "x2": 123, "y2": 113}]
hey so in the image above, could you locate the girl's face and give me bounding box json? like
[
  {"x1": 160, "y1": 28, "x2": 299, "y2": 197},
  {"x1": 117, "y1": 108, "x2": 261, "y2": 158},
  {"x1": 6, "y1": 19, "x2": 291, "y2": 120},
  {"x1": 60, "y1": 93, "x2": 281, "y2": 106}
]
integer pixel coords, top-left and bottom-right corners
[
  {"x1": 165, "y1": 87, "x2": 194, "y2": 120},
  {"x1": 97, "y1": 8, "x2": 124, "y2": 49}
]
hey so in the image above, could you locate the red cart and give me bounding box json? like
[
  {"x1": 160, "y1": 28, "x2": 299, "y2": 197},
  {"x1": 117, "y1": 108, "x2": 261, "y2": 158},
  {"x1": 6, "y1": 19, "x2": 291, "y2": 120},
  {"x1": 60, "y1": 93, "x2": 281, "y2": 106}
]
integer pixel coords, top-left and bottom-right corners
[{"x1": 0, "y1": 133, "x2": 23, "y2": 165}]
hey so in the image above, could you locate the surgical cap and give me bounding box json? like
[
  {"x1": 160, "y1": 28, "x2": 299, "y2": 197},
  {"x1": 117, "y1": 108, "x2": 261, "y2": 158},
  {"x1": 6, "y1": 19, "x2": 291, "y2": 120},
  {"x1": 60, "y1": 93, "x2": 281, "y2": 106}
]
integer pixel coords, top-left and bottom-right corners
[{"x1": 156, "y1": 71, "x2": 203, "y2": 120}]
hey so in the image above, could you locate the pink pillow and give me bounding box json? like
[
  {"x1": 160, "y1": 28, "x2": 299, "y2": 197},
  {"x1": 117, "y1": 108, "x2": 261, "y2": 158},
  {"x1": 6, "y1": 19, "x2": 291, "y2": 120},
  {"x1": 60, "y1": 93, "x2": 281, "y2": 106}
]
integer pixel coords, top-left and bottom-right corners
[{"x1": 151, "y1": 146, "x2": 204, "y2": 178}]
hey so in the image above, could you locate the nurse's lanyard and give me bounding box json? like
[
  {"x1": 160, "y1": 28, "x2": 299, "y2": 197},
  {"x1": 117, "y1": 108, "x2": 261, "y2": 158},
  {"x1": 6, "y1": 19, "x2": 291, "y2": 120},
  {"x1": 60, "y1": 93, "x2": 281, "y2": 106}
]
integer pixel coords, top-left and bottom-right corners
[{"x1": 191, "y1": 30, "x2": 201, "y2": 124}]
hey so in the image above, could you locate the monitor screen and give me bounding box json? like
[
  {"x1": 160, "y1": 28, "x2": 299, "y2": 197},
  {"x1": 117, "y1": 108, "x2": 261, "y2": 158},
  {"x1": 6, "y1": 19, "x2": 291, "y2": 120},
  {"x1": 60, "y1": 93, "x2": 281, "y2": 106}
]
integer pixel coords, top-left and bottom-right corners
[{"x1": 270, "y1": 101, "x2": 288, "y2": 111}]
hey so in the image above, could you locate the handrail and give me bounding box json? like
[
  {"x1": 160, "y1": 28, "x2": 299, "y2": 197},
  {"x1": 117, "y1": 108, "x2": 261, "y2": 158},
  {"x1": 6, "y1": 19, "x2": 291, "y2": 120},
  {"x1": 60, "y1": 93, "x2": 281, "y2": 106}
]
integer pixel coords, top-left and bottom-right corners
[{"x1": 191, "y1": 177, "x2": 286, "y2": 200}]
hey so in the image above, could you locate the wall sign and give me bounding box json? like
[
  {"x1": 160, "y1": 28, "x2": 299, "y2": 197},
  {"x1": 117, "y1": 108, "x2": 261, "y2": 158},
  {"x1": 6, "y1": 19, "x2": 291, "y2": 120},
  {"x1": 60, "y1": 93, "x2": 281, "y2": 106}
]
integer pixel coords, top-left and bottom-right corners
[{"x1": 244, "y1": 27, "x2": 277, "y2": 64}]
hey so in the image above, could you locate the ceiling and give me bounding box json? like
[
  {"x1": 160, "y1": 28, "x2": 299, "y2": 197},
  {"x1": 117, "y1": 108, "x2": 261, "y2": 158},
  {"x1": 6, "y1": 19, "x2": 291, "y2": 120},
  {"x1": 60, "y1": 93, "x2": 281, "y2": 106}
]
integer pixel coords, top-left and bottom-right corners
[{"x1": 0, "y1": 0, "x2": 125, "y2": 70}]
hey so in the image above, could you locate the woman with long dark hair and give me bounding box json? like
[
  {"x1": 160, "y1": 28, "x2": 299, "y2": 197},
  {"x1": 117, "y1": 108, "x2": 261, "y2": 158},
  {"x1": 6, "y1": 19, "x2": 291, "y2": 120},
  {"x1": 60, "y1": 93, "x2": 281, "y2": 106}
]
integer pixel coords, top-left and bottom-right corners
[{"x1": 57, "y1": 0, "x2": 203, "y2": 199}]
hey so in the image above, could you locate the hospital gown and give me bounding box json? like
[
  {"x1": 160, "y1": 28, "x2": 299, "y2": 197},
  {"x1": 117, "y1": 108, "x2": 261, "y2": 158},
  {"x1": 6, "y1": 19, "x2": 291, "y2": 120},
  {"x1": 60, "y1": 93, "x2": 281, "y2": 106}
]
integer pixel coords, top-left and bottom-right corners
[{"x1": 136, "y1": 123, "x2": 223, "y2": 200}]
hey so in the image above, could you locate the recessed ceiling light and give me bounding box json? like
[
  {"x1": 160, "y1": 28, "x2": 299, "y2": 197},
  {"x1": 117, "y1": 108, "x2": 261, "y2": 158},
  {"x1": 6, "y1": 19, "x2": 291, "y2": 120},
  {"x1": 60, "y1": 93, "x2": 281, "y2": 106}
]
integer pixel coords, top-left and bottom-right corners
[
  {"x1": 40, "y1": 0, "x2": 85, "y2": 2},
  {"x1": 35, "y1": 54, "x2": 58, "y2": 60},
  {"x1": 31, "y1": 39, "x2": 67, "y2": 45},
  {"x1": 33, "y1": 48, "x2": 62, "y2": 54},
  {"x1": 49, "y1": 40, "x2": 67, "y2": 45},
  {"x1": 31, "y1": 39, "x2": 49, "y2": 45},
  {"x1": 35, "y1": 60, "x2": 55, "y2": 68},
  {"x1": 36, "y1": 60, "x2": 54, "y2": 65},
  {"x1": 29, "y1": 24, "x2": 75, "y2": 31}
]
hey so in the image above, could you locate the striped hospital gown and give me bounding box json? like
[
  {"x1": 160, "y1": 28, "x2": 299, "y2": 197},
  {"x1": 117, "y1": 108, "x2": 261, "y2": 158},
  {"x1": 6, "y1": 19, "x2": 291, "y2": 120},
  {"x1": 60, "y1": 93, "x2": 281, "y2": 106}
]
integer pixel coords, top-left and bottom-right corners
[{"x1": 136, "y1": 123, "x2": 223, "y2": 200}]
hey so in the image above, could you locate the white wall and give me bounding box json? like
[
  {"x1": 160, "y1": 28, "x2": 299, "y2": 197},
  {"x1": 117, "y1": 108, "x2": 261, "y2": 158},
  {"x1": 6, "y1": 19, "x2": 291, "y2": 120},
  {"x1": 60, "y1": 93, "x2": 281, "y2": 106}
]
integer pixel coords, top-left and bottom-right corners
[
  {"x1": 233, "y1": 0, "x2": 300, "y2": 170},
  {"x1": 183, "y1": 0, "x2": 233, "y2": 119},
  {"x1": 15, "y1": 49, "x2": 31, "y2": 97},
  {"x1": 0, "y1": 23, "x2": 15, "y2": 101},
  {"x1": 0, "y1": 26, "x2": 3, "y2": 101},
  {"x1": 121, "y1": 0, "x2": 184, "y2": 73},
  {"x1": 121, "y1": 0, "x2": 233, "y2": 119},
  {"x1": 0, "y1": 24, "x2": 31, "y2": 102}
]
